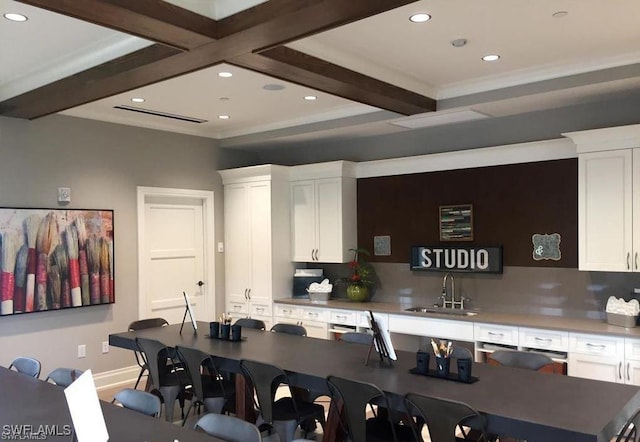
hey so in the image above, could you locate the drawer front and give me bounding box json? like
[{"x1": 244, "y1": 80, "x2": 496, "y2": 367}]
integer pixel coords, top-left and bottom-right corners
[
  {"x1": 474, "y1": 323, "x2": 518, "y2": 345},
  {"x1": 250, "y1": 302, "x2": 273, "y2": 317},
  {"x1": 300, "y1": 320, "x2": 328, "y2": 339},
  {"x1": 519, "y1": 327, "x2": 569, "y2": 352},
  {"x1": 569, "y1": 333, "x2": 624, "y2": 356},
  {"x1": 227, "y1": 301, "x2": 248, "y2": 315},
  {"x1": 274, "y1": 305, "x2": 300, "y2": 318},
  {"x1": 300, "y1": 307, "x2": 327, "y2": 322},
  {"x1": 389, "y1": 315, "x2": 474, "y2": 341},
  {"x1": 330, "y1": 309, "x2": 357, "y2": 326},
  {"x1": 625, "y1": 338, "x2": 640, "y2": 361}
]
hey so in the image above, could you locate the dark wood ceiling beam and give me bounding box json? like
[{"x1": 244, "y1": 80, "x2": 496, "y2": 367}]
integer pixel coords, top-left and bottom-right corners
[
  {"x1": 2, "y1": 0, "x2": 430, "y2": 119},
  {"x1": 232, "y1": 48, "x2": 436, "y2": 115},
  {"x1": 16, "y1": 0, "x2": 218, "y2": 50},
  {"x1": 0, "y1": 44, "x2": 180, "y2": 118}
]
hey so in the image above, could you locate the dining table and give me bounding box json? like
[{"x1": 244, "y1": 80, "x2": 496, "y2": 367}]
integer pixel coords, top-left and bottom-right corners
[
  {"x1": 0, "y1": 365, "x2": 223, "y2": 441},
  {"x1": 109, "y1": 321, "x2": 640, "y2": 442}
]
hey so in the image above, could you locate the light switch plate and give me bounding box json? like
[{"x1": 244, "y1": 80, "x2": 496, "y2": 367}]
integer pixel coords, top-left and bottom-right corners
[{"x1": 58, "y1": 187, "x2": 71, "y2": 202}]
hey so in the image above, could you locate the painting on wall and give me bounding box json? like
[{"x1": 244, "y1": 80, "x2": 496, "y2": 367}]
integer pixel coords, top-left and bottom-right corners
[
  {"x1": 439, "y1": 204, "x2": 473, "y2": 241},
  {"x1": 0, "y1": 208, "x2": 114, "y2": 316}
]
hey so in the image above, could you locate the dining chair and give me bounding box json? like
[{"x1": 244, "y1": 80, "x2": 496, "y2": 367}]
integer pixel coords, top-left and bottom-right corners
[
  {"x1": 175, "y1": 345, "x2": 235, "y2": 425},
  {"x1": 404, "y1": 392, "x2": 488, "y2": 442},
  {"x1": 234, "y1": 318, "x2": 266, "y2": 330},
  {"x1": 487, "y1": 350, "x2": 555, "y2": 373},
  {"x1": 339, "y1": 331, "x2": 374, "y2": 346},
  {"x1": 326, "y1": 375, "x2": 416, "y2": 442},
  {"x1": 135, "y1": 337, "x2": 190, "y2": 422},
  {"x1": 113, "y1": 387, "x2": 162, "y2": 417},
  {"x1": 194, "y1": 413, "x2": 262, "y2": 442},
  {"x1": 8, "y1": 356, "x2": 41, "y2": 378},
  {"x1": 616, "y1": 407, "x2": 640, "y2": 441},
  {"x1": 45, "y1": 367, "x2": 83, "y2": 387},
  {"x1": 271, "y1": 323, "x2": 307, "y2": 336},
  {"x1": 239, "y1": 359, "x2": 325, "y2": 442},
  {"x1": 128, "y1": 317, "x2": 169, "y2": 389}
]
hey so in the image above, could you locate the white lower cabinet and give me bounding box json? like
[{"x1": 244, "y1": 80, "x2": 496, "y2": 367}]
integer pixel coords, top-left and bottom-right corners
[
  {"x1": 273, "y1": 305, "x2": 328, "y2": 339},
  {"x1": 568, "y1": 333, "x2": 625, "y2": 383}
]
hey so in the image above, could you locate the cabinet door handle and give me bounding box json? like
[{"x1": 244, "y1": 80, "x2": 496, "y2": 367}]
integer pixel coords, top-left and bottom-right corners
[
  {"x1": 247, "y1": 288, "x2": 251, "y2": 300},
  {"x1": 628, "y1": 252, "x2": 631, "y2": 270},
  {"x1": 243, "y1": 289, "x2": 248, "y2": 300},
  {"x1": 619, "y1": 361, "x2": 623, "y2": 380},
  {"x1": 585, "y1": 342, "x2": 606, "y2": 350},
  {"x1": 488, "y1": 332, "x2": 504, "y2": 337},
  {"x1": 627, "y1": 362, "x2": 631, "y2": 381},
  {"x1": 534, "y1": 337, "x2": 552, "y2": 342},
  {"x1": 636, "y1": 252, "x2": 638, "y2": 270}
]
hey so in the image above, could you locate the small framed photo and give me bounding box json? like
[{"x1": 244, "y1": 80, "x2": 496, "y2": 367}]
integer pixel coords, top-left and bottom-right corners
[{"x1": 439, "y1": 204, "x2": 473, "y2": 242}]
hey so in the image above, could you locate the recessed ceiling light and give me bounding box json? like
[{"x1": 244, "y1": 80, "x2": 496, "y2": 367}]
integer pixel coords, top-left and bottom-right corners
[
  {"x1": 409, "y1": 13, "x2": 431, "y2": 23},
  {"x1": 4, "y1": 13, "x2": 27, "y2": 22},
  {"x1": 218, "y1": 72, "x2": 233, "y2": 78},
  {"x1": 482, "y1": 54, "x2": 500, "y2": 62},
  {"x1": 304, "y1": 95, "x2": 317, "y2": 101},
  {"x1": 218, "y1": 115, "x2": 230, "y2": 120},
  {"x1": 131, "y1": 97, "x2": 145, "y2": 103},
  {"x1": 552, "y1": 11, "x2": 568, "y2": 18}
]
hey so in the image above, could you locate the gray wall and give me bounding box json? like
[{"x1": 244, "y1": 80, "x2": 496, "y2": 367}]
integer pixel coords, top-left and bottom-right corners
[{"x1": 0, "y1": 115, "x2": 244, "y2": 378}]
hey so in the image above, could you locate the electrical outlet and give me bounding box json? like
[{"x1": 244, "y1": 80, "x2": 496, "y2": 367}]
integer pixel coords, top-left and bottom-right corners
[
  {"x1": 77, "y1": 344, "x2": 86, "y2": 358},
  {"x1": 102, "y1": 341, "x2": 109, "y2": 354},
  {"x1": 217, "y1": 242, "x2": 224, "y2": 253}
]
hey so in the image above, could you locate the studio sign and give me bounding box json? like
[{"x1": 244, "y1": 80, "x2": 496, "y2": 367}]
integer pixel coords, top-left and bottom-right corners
[{"x1": 410, "y1": 245, "x2": 503, "y2": 273}]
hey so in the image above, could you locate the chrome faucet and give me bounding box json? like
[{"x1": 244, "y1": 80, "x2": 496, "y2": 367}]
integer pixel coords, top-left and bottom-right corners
[{"x1": 441, "y1": 273, "x2": 465, "y2": 309}]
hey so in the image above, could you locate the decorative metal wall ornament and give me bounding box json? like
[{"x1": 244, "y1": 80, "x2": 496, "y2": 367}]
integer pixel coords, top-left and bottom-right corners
[
  {"x1": 374, "y1": 235, "x2": 391, "y2": 256},
  {"x1": 532, "y1": 233, "x2": 561, "y2": 261}
]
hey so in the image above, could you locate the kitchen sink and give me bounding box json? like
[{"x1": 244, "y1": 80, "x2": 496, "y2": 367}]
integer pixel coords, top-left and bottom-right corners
[{"x1": 404, "y1": 306, "x2": 478, "y2": 316}]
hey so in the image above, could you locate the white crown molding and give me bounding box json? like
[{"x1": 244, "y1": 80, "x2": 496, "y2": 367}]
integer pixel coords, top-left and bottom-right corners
[
  {"x1": 356, "y1": 138, "x2": 576, "y2": 178},
  {"x1": 0, "y1": 35, "x2": 151, "y2": 101},
  {"x1": 563, "y1": 124, "x2": 640, "y2": 153},
  {"x1": 218, "y1": 164, "x2": 291, "y2": 184},
  {"x1": 289, "y1": 160, "x2": 357, "y2": 181}
]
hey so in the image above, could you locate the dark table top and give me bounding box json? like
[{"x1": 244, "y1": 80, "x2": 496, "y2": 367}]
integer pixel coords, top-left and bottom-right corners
[
  {"x1": 0, "y1": 366, "x2": 221, "y2": 442},
  {"x1": 110, "y1": 321, "x2": 640, "y2": 442}
]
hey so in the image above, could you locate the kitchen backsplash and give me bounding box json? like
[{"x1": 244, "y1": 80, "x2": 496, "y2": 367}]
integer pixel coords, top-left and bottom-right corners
[{"x1": 315, "y1": 263, "x2": 640, "y2": 320}]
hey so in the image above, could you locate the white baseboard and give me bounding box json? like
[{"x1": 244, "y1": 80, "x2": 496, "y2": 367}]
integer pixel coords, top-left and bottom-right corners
[{"x1": 93, "y1": 365, "x2": 140, "y2": 391}]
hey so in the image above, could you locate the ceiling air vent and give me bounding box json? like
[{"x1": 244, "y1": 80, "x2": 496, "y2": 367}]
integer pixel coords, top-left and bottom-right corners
[
  {"x1": 389, "y1": 109, "x2": 489, "y2": 129},
  {"x1": 114, "y1": 105, "x2": 207, "y2": 123}
]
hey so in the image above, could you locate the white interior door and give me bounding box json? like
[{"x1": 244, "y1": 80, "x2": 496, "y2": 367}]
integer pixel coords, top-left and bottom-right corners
[{"x1": 138, "y1": 188, "x2": 215, "y2": 325}]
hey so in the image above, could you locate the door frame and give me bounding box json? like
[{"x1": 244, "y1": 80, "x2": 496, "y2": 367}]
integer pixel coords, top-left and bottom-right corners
[{"x1": 137, "y1": 186, "x2": 216, "y2": 321}]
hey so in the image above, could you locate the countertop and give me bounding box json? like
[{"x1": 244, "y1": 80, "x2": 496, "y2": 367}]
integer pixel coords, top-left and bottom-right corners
[{"x1": 274, "y1": 298, "x2": 640, "y2": 339}]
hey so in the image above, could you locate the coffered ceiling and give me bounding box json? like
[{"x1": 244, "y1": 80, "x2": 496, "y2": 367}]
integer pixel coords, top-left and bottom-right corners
[{"x1": 2, "y1": 0, "x2": 640, "y2": 150}]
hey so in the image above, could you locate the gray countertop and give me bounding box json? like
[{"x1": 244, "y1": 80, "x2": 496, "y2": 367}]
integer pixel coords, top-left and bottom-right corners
[{"x1": 274, "y1": 298, "x2": 640, "y2": 339}]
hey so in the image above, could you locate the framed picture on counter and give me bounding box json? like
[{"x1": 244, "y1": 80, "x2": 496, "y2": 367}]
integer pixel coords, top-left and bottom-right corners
[{"x1": 439, "y1": 204, "x2": 473, "y2": 242}]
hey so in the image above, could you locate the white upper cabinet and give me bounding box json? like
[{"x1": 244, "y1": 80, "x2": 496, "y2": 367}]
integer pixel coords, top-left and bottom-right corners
[
  {"x1": 220, "y1": 165, "x2": 294, "y2": 313},
  {"x1": 565, "y1": 124, "x2": 640, "y2": 271},
  {"x1": 290, "y1": 161, "x2": 357, "y2": 263}
]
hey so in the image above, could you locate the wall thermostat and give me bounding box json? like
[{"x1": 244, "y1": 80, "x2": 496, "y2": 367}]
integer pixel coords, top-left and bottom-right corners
[{"x1": 58, "y1": 187, "x2": 71, "y2": 203}]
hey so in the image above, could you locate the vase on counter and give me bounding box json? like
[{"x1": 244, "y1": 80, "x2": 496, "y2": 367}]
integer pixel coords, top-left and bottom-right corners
[{"x1": 347, "y1": 284, "x2": 369, "y2": 302}]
